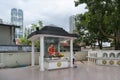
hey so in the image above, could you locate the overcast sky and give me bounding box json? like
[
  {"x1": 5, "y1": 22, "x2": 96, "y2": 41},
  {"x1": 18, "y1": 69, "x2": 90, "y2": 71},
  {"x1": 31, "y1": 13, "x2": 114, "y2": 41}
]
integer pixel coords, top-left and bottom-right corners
[{"x1": 0, "y1": 0, "x2": 87, "y2": 31}]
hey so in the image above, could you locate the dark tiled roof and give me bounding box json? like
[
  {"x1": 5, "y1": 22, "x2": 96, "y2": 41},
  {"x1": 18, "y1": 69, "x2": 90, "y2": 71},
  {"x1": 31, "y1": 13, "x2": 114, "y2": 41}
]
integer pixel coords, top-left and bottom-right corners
[
  {"x1": 0, "y1": 23, "x2": 20, "y2": 28},
  {"x1": 28, "y1": 26, "x2": 77, "y2": 39}
]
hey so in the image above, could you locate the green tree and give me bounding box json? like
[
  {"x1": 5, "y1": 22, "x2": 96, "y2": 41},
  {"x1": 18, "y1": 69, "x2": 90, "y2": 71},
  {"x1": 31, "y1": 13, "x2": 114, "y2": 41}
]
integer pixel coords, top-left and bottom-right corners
[
  {"x1": 19, "y1": 38, "x2": 31, "y2": 45},
  {"x1": 31, "y1": 20, "x2": 43, "y2": 32},
  {"x1": 75, "y1": 13, "x2": 110, "y2": 49},
  {"x1": 75, "y1": 0, "x2": 120, "y2": 50},
  {"x1": 30, "y1": 20, "x2": 43, "y2": 51},
  {"x1": 24, "y1": 20, "x2": 43, "y2": 38},
  {"x1": 20, "y1": 20, "x2": 43, "y2": 51}
]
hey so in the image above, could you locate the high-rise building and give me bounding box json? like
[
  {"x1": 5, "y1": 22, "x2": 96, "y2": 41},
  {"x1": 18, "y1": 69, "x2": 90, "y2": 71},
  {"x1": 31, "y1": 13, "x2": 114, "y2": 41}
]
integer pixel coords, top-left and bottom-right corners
[
  {"x1": 11, "y1": 8, "x2": 17, "y2": 25},
  {"x1": 69, "y1": 15, "x2": 76, "y2": 33},
  {"x1": 11, "y1": 8, "x2": 23, "y2": 38}
]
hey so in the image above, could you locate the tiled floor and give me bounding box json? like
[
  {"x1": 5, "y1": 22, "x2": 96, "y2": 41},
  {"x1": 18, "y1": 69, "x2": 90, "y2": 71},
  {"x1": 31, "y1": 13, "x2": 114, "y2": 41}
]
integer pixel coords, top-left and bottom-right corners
[{"x1": 0, "y1": 61, "x2": 120, "y2": 80}]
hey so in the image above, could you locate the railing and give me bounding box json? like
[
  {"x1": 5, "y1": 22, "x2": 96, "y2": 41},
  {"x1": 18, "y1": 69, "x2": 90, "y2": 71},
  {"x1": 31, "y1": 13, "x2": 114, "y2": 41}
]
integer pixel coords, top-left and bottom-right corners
[
  {"x1": 88, "y1": 50, "x2": 120, "y2": 65},
  {"x1": 88, "y1": 50, "x2": 120, "y2": 58},
  {"x1": 0, "y1": 45, "x2": 34, "y2": 52}
]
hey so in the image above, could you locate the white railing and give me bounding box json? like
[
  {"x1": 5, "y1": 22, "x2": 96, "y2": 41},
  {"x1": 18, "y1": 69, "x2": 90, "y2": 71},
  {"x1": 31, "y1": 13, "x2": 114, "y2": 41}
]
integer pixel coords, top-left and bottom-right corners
[
  {"x1": 0, "y1": 45, "x2": 33, "y2": 52},
  {"x1": 88, "y1": 50, "x2": 120, "y2": 58},
  {"x1": 88, "y1": 50, "x2": 120, "y2": 65}
]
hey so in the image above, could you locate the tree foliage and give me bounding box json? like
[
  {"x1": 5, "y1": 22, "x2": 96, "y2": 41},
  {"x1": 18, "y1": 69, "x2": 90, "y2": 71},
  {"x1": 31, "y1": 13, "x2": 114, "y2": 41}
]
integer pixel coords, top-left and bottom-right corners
[
  {"x1": 75, "y1": 0, "x2": 120, "y2": 49},
  {"x1": 19, "y1": 20, "x2": 43, "y2": 51},
  {"x1": 75, "y1": 13, "x2": 109, "y2": 49},
  {"x1": 31, "y1": 20, "x2": 43, "y2": 32},
  {"x1": 19, "y1": 38, "x2": 31, "y2": 45}
]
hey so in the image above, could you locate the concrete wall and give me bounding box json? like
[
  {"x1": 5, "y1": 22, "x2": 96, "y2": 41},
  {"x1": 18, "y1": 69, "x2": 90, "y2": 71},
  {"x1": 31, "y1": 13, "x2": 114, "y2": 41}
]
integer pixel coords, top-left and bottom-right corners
[
  {"x1": 63, "y1": 51, "x2": 88, "y2": 61},
  {"x1": 0, "y1": 52, "x2": 39, "y2": 67},
  {"x1": 0, "y1": 51, "x2": 88, "y2": 68}
]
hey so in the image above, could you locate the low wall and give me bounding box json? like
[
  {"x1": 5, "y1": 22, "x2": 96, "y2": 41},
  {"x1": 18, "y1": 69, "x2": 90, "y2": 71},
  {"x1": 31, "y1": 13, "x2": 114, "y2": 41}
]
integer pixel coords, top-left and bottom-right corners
[
  {"x1": 0, "y1": 51, "x2": 88, "y2": 68},
  {"x1": 0, "y1": 52, "x2": 39, "y2": 68},
  {"x1": 88, "y1": 50, "x2": 120, "y2": 66},
  {"x1": 63, "y1": 51, "x2": 88, "y2": 60}
]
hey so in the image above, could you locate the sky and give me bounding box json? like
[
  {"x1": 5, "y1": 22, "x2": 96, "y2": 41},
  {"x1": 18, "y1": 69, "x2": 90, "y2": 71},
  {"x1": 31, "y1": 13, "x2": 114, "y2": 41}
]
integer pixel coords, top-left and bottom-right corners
[{"x1": 0, "y1": 0, "x2": 87, "y2": 31}]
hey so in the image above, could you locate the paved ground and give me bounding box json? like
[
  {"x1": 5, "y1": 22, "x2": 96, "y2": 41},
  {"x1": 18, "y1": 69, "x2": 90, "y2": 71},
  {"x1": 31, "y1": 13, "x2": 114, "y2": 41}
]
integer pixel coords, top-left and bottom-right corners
[{"x1": 0, "y1": 61, "x2": 120, "y2": 80}]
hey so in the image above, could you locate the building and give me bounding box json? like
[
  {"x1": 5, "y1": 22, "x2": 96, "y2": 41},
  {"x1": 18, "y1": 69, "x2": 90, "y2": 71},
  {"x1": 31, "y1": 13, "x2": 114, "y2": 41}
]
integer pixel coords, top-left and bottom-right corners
[
  {"x1": 0, "y1": 23, "x2": 20, "y2": 45},
  {"x1": 11, "y1": 8, "x2": 23, "y2": 38},
  {"x1": 60, "y1": 42, "x2": 81, "y2": 52},
  {"x1": 0, "y1": 23, "x2": 32, "y2": 52},
  {"x1": 69, "y1": 15, "x2": 76, "y2": 33}
]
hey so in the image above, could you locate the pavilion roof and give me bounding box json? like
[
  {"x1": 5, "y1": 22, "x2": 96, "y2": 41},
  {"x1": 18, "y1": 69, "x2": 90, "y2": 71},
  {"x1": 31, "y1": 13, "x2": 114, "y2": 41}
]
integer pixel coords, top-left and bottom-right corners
[{"x1": 28, "y1": 25, "x2": 77, "y2": 40}]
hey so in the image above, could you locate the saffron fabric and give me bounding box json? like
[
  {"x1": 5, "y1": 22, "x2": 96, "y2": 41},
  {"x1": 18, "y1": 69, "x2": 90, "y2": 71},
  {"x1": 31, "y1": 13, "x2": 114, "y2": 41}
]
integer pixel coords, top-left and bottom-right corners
[{"x1": 48, "y1": 45, "x2": 55, "y2": 56}]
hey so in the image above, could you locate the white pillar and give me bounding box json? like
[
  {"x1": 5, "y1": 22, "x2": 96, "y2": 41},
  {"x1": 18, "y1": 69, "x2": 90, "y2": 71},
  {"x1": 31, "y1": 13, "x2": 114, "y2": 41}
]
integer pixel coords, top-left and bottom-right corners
[
  {"x1": 40, "y1": 36, "x2": 44, "y2": 71},
  {"x1": 88, "y1": 49, "x2": 92, "y2": 62},
  {"x1": 31, "y1": 41, "x2": 35, "y2": 66},
  {"x1": 70, "y1": 39, "x2": 73, "y2": 67}
]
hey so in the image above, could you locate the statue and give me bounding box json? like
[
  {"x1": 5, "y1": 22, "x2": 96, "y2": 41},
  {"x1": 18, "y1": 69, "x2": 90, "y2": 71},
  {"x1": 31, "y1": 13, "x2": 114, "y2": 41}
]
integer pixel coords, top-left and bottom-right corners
[{"x1": 48, "y1": 44, "x2": 56, "y2": 56}]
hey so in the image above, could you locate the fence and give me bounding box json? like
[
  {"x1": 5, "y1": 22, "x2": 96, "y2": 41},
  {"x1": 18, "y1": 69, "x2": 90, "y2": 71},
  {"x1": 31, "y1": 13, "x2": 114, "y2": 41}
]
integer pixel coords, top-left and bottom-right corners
[{"x1": 0, "y1": 45, "x2": 34, "y2": 52}]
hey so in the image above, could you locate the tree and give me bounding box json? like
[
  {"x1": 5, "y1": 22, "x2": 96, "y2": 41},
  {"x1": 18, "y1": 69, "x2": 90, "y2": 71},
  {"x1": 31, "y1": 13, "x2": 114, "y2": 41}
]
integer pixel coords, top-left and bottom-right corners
[
  {"x1": 20, "y1": 20, "x2": 43, "y2": 51},
  {"x1": 75, "y1": 0, "x2": 120, "y2": 50},
  {"x1": 31, "y1": 20, "x2": 43, "y2": 32},
  {"x1": 24, "y1": 20, "x2": 43, "y2": 38},
  {"x1": 75, "y1": 13, "x2": 110, "y2": 49},
  {"x1": 19, "y1": 37, "x2": 31, "y2": 45},
  {"x1": 30, "y1": 20, "x2": 43, "y2": 51}
]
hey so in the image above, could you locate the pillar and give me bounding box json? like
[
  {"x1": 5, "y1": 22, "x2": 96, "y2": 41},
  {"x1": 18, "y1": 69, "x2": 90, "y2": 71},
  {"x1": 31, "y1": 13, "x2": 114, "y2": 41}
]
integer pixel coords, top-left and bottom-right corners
[
  {"x1": 31, "y1": 41, "x2": 35, "y2": 66},
  {"x1": 70, "y1": 39, "x2": 73, "y2": 67},
  {"x1": 40, "y1": 36, "x2": 44, "y2": 71}
]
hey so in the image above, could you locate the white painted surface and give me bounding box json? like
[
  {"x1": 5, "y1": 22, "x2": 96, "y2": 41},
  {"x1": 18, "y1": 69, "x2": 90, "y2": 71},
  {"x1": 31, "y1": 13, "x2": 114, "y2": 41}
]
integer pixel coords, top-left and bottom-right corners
[
  {"x1": 44, "y1": 59, "x2": 69, "y2": 70},
  {"x1": 40, "y1": 36, "x2": 45, "y2": 71},
  {"x1": 70, "y1": 39, "x2": 73, "y2": 67},
  {"x1": 0, "y1": 52, "x2": 39, "y2": 67},
  {"x1": 88, "y1": 50, "x2": 120, "y2": 66},
  {"x1": 0, "y1": 51, "x2": 87, "y2": 68},
  {"x1": 31, "y1": 41, "x2": 35, "y2": 66}
]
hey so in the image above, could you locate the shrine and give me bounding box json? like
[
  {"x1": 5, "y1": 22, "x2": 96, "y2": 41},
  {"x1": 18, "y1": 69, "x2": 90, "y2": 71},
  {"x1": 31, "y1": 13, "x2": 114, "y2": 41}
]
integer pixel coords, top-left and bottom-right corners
[{"x1": 28, "y1": 25, "x2": 77, "y2": 71}]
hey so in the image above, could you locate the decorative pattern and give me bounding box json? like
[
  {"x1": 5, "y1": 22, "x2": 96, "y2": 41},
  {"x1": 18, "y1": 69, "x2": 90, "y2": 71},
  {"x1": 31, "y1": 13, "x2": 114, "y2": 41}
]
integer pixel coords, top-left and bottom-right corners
[
  {"x1": 57, "y1": 61, "x2": 62, "y2": 67},
  {"x1": 102, "y1": 60, "x2": 107, "y2": 64},
  {"x1": 109, "y1": 60, "x2": 114, "y2": 65},
  {"x1": 117, "y1": 60, "x2": 120, "y2": 65}
]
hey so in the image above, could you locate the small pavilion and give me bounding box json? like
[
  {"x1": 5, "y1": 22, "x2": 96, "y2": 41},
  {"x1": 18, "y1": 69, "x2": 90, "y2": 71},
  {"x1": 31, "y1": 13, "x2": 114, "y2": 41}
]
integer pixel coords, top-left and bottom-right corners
[{"x1": 28, "y1": 25, "x2": 77, "y2": 71}]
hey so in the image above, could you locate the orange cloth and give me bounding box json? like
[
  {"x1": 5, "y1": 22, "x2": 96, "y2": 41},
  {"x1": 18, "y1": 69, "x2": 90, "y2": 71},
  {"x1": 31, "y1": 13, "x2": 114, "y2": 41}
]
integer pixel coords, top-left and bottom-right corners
[{"x1": 48, "y1": 46, "x2": 55, "y2": 56}]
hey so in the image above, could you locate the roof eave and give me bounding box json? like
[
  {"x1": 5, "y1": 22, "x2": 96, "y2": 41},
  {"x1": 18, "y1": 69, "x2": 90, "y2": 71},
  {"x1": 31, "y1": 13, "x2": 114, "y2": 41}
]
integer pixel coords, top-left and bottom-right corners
[
  {"x1": 28, "y1": 34, "x2": 77, "y2": 41},
  {"x1": 0, "y1": 23, "x2": 20, "y2": 28}
]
